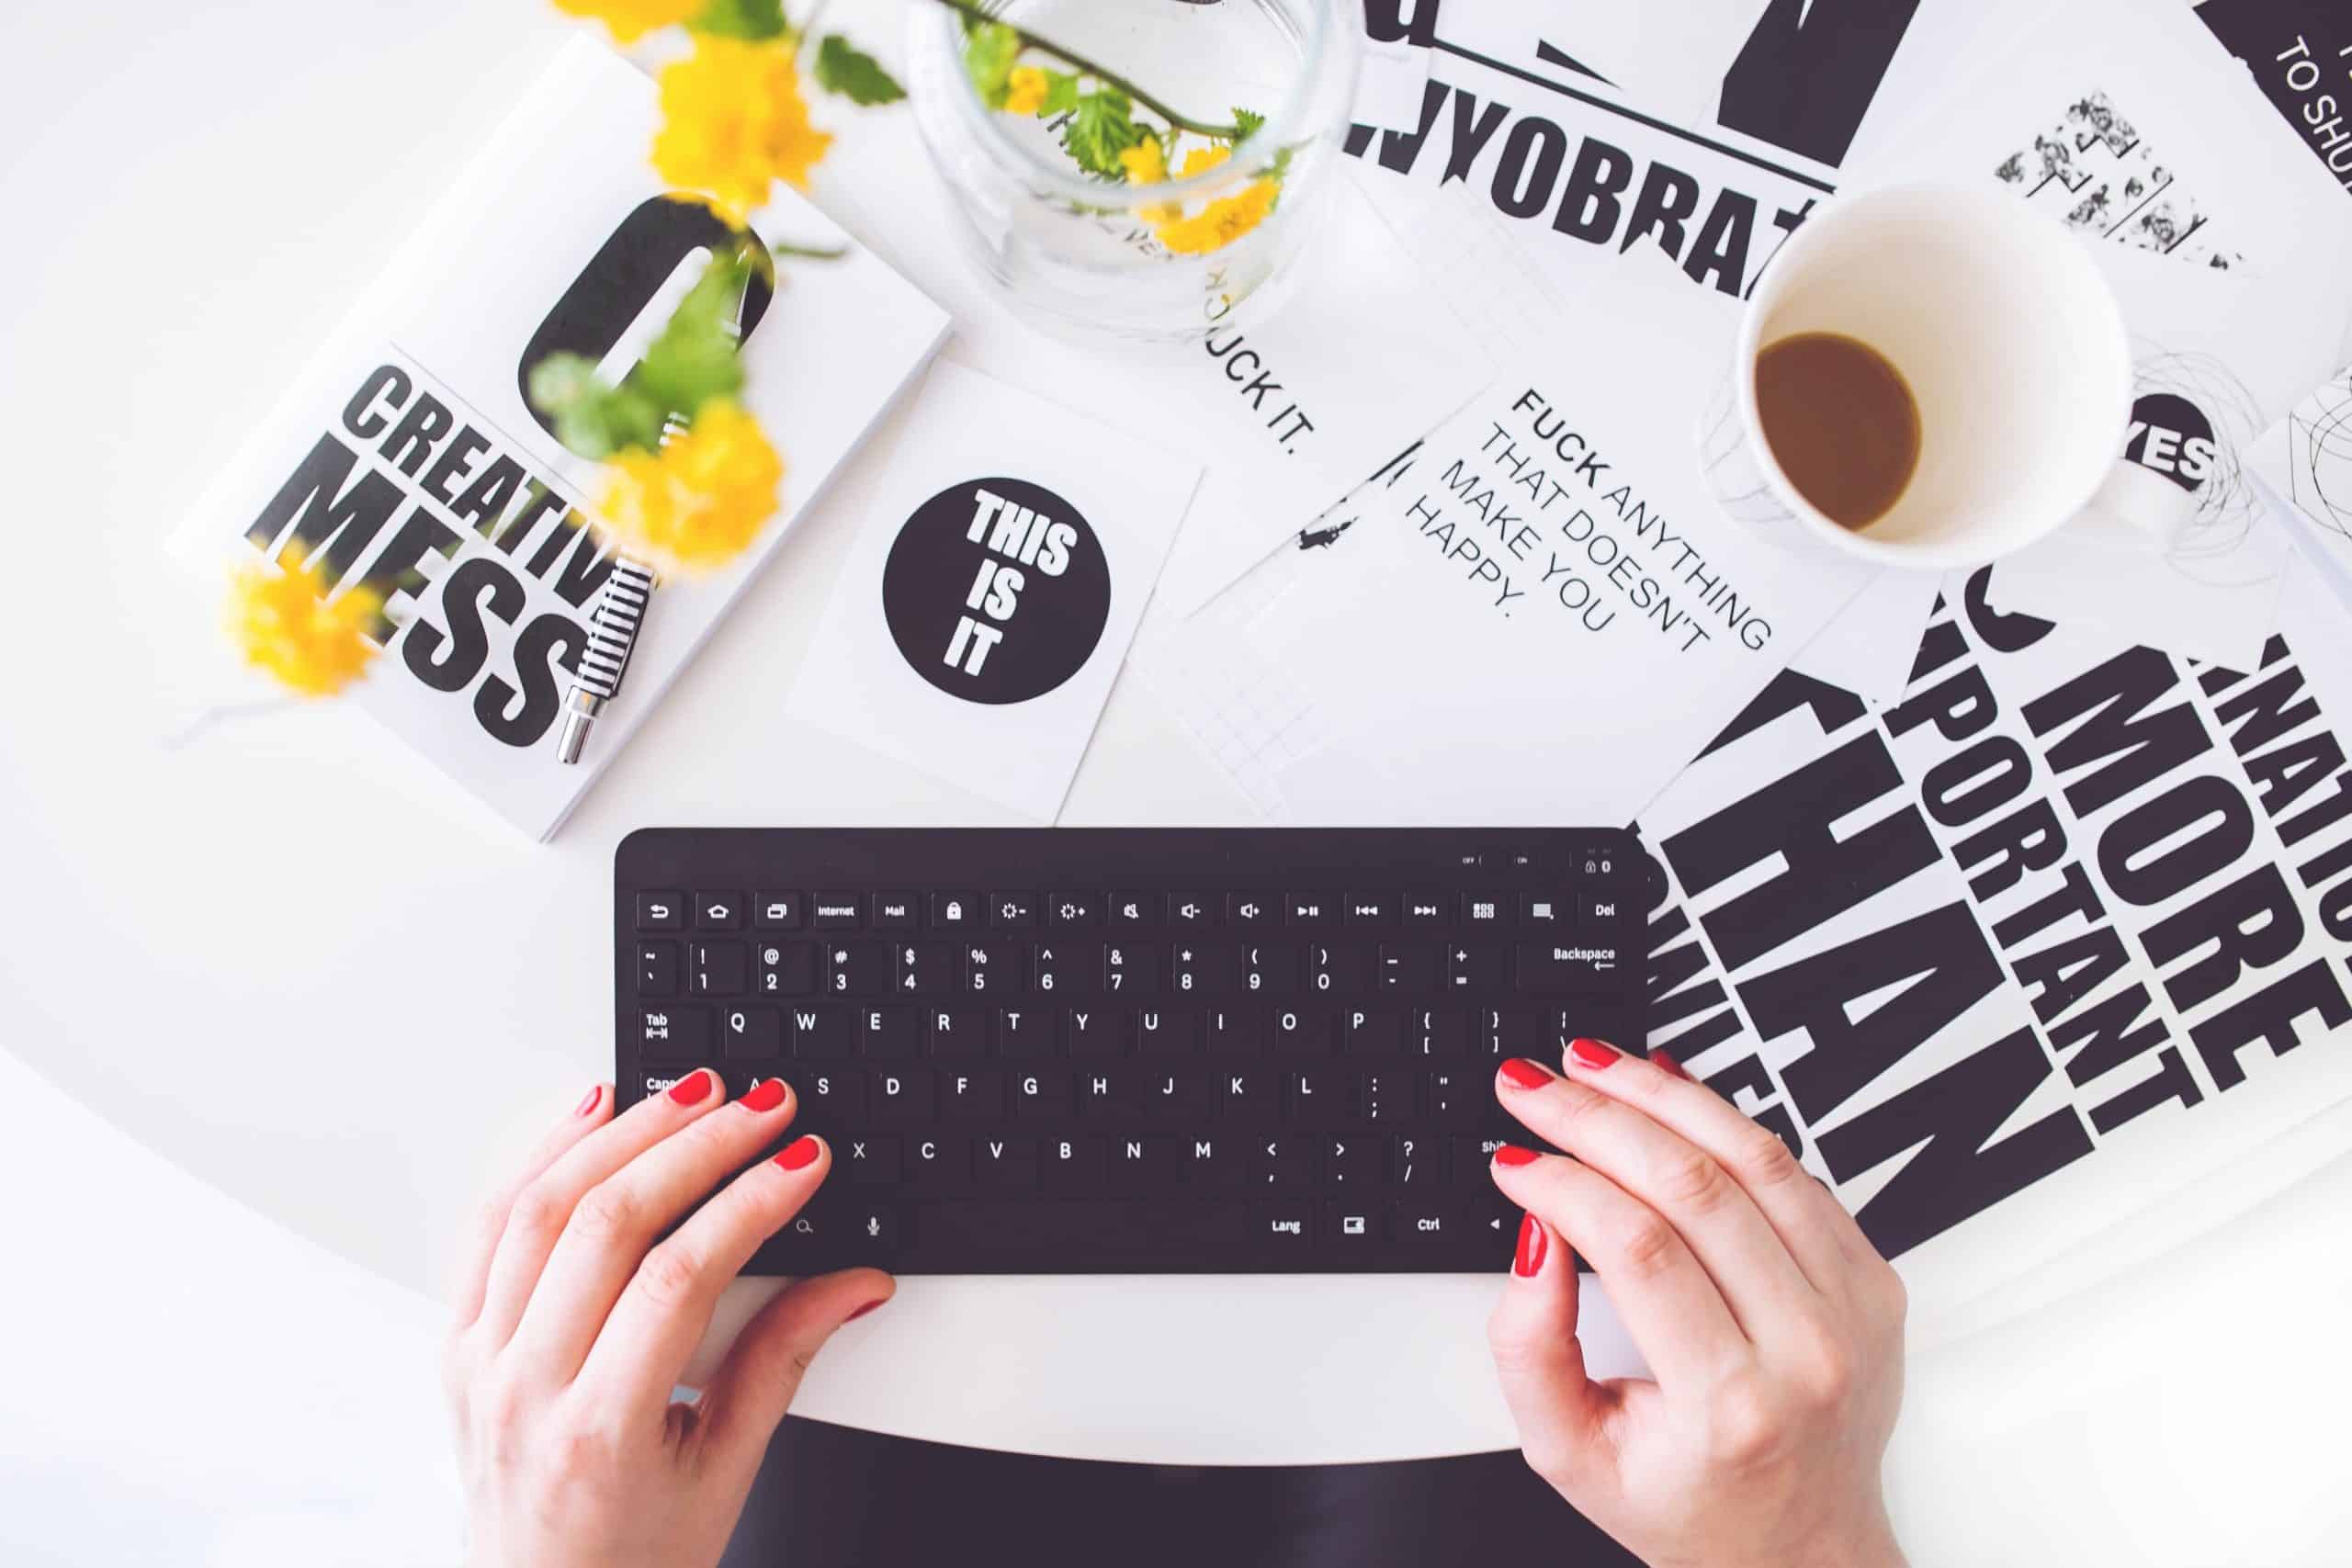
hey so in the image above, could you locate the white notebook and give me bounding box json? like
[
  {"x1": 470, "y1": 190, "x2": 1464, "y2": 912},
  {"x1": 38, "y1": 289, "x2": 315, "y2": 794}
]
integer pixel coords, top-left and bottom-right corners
[{"x1": 172, "y1": 37, "x2": 948, "y2": 840}]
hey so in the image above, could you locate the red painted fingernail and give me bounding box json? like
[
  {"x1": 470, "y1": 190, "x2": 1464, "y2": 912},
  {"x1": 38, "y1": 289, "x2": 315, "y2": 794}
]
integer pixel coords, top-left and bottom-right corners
[
  {"x1": 1514, "y1": 1213, "x2": 1547, "y2": 1278},
  {"x1": 846, "y1": 1298, "x2": 887, "y2": 1322},
  {"x1": 573, "y1": 1084, "x2": 603, "y2": 1117},
  {"x1": 667, "y1": 1070, "x2": 716, "y2": 1106},
  {"x1": 1492, "y1": 1143, "x2": 1541, "y2": 1168},
  {"x1": 775, "y1": 1134, "x2": 821, "y2": 1171},
  {"x1": 1568, "y1": 1038, "x2": 1620, "y2": 1070},
  {"x1": 739, "y1": 1077, "x2": 788, "y2": 1113},
  {"x1": 1651, "y1": 1050, "x2": 1690, "y2": 1081},
  {"x1": 1499, "y1": 1057, "x2": 1555, "y2": 1090}
]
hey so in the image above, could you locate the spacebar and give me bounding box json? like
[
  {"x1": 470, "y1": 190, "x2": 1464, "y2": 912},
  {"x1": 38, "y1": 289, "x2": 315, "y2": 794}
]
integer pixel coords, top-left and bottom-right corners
[{"x1": 915, "y1": 1201, "x2": 1247, "y2": 1268}]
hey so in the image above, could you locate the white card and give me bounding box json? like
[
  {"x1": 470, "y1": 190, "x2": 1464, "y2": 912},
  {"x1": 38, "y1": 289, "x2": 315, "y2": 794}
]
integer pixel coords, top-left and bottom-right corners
[
  {"x1": 785, "y1": 363, "x2": 1202, "y2": 822},
  {"x1": 1789, "y1": 568, "x2": 1943, "y2": 709},
  {"x1": 1234, "y1": 258, "x2": 1876, "y2": 826}
]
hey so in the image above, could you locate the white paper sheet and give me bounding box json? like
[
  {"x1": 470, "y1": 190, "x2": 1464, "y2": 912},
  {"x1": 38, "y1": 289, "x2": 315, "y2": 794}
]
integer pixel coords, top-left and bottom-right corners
[
  {"x1": 2253, "y1": 363, "x2": 2352, "y2": 591},
  {"x1": 784, "y1": 362, "x2": 1201, "y2": 823},
  {"x1": 1789, "y1": 568, "x2": 1943, "y2": 708},
  {"x1": 1198, "y1": 255, "x2": 1875, "y2": 827}
]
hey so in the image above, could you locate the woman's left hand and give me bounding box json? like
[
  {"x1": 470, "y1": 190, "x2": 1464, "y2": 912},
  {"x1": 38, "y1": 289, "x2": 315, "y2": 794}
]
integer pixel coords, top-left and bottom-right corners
[{"x1": 443, "y1": 1071, "x2": 893, "y2": 1568}]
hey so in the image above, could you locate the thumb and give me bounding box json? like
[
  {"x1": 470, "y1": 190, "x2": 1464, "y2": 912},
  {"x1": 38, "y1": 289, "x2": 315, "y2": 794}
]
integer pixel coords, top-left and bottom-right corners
[
  {"x1": 695, "y1": 1267, "x2": 894, "y2": 1475},
  {"x1": 1487, "y1": 1213, "x2": 1615, "y2": 1496}
]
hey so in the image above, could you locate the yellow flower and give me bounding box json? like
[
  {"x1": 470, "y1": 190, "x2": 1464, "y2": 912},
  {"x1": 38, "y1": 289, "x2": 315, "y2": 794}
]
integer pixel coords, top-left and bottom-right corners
[
  {"x1": 552, "y1": 0, "x2": 698, "y2": 44},
  {"x1": 597, "y1": 400, "x2": 785, "y2": 573},
  {"x1": 1003, "y1": 66, "x2": 1050, "y2": 117},
  {"x1": 1118, "y1": 135, "x2": 1169, "y2": 186},
  {"x1": 1149, "y1": 147, "x2": 1279, "y2": 255},
  {"x1": 225, "y1": 550, "x2": 380, "y2": 698},
  {"x1": 652, "y1": 38, "x2": 833, "y2": 220}
]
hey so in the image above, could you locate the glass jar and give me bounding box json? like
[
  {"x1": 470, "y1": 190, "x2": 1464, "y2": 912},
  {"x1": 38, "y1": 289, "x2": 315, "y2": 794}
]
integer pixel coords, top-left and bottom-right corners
[{"x1": 905, "y1": 0, "x2": 1359, "y2": 344}]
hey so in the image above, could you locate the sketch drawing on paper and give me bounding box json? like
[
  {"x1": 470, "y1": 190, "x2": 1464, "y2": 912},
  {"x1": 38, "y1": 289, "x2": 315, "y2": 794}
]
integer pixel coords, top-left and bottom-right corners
[
  {"x1": 1993, "y1": 91, "x2": 2243, "y2": 270},
  {"x1": 2277, "y1": 372, "x2": 2352, "y2": 546}
]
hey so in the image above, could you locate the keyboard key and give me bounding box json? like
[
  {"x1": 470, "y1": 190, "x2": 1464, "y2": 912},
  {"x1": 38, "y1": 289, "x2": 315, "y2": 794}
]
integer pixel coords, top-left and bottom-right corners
[
  {"x1": 928, "y1": 1006, "x2": 985, "y2": 1056},
  {"x1": 1204, "y1": 1007, "x2": 1260, "y2": 1055},
  {"x1": 1169, "y1": 896, "x2": 1214, "y2": 927},
  {"x1": 1482, "y1": 1003, "x2": 1563, "y2": 1057},
  {"x1": 996, "y1": 1007, "x2": 1056, "y2": 1058},
  {"x1": 754, "y1": 893, "x2": 803, "y2": 930},
  {"x1": 1108, "y1": 1135, "x2": 1177, "y2": 1191},
  {"x1": 1170, "y1": 942, "x2": 1231, "y2": 997},
  {"x1": 691, "y1": 942, "x2": 747, "y2": 997},
  {"x1": 1579, "y1": 890, "x2": 1626, "y2": 925},
  {"x1": 789, "y1": 1004, "x2": 850, "y2": 1059},
  {"x1": 1325, "y1": 1135, "x2": 1378, "y2": 1188},
  {"x1": 1012, "y1": 1067, "x2": 1070, "y2": 1120},
  {"x1": 931, "y1": 892, "x2": 979, "y2": 930},
  {"x1": 1378, "y1": 944, "x2": 1441, "y2": 992},
  {"x1": 1391, "y1": 1133, "x2": 1437, "y2": 1187},
  {"x1": 1102, "y1": 942, "x2": 1161, "y2": 995},
  {"x1": 1108, "y1": 892, "x2": 1155, "y2": 927},
  {"x1": 792, "y1": 1066, "x2": 865, "y2": 1121},
  {"x1": 873, "y1": 1067, "x2": 934, "y2": 1122},
  {"x1": 1042, "y1": 1136, "x2": 1104, "y2": 1192},
  {"x1": 1325, "y1": 1199, "x2": 1381, "y2": 1249},
  {"x1": 1250, "y1": 1134, "x2": 1315, "y2": 1191},
  {"x1": 872, "y1": 894, "x2": 918, "y2": 931},
  {"x1": 1186, "y1": 1134, "x2": 1245, "y2": 1190},
  {"x1": 636, "y1": 1005, "x2": 708, "y2": 1059},
  {"x1": 1453, "y1": 1134, "x2": 1515, "y2": 1186},
  {"x1": 831, "y1": 1197, "x2": 900, "y2": 1262},
  {"x1": 910, "y1": 1199, "x2": 1242, "y2": 1266},
  {"x1": 1286, "y1": 894, "x2": 1337, "y2": 929},
  {"x1": 859, "y1": 1006, "x2": 920, "y2": 1059},
  {"x1": 1228, "y1": 894, "x2": 1276, "y2": 928},
  {"x1": 1402, "y1": 894, "x2": 1448, "y2": 928},
  {"x1": 719, "y1": 1006, "x2": 783, "y2": 1060},
  {"x1": 1342, "y1": 1007, "x2": 1401, "y2": 1055},
  {"x1": 840, "y1": 1134, "x2": 898, "y2": 1186},
  {"x1": 1343, "y1": 895, "x2": 1392, "y2": 927},
  {"x1": 1518, "y1": 940, "x2": 1624, "y2": 995},
  {"x1": 1221, "y1": 1066, "x2": 1280, "y2": 1123},
  {"x1": 1251, "y1": 1201, "x2": 1315, "y2": 1251},
  {"x1": 989, "y1": 892, "x2": 1038, "y2": 930},
  {"x1": 1135, "y1": 1008, "x2": 1198, "y2": 1055},
  {"x1": 1076, "y1": 1067, "x2": 1138, "y2": 1117},
  {"x1": 826, "y1": 941, "x2": 886, "y2": 996},
  {"x1": 1143, "y1": 1066, "x2": 1213, "y2": 1121},
  {"x1": 894, "y1": 942, "x2": 955, "y2": 996},
  {"x1": 907, "y1": 1135, "x2": 967, "y2": 1192},
  {"x1": 1271, "y1": 1006, "x2": 1332, "y2": 1055},
  {"x1": 811, "y1": 894, "x2": 861, "y2": 930},
  {"x1": 1290, "y1": 1068, "x2": 1346, "y2": 1124},
  {"x1": 1447, "y1": 944, "x2": 1505, "y2": 991},
  {"x1": 1408, "y1": 1007, "x2": 1470, "y2": 1056},
  {"x1": 1307, "y1": 942, "x2": 1367, "y2": 994},
  {"x1": 1520, "y1": 894, "x2": 1566, "y2": 926},
  {"x1": 1242, "y1": 942, "x2": 1297, "y2": 996},
  {"x1": 1047, "y1": 892, "x2": 1100, "y2": 928},
  {"x1": 963, "y1": 940, "x2": 1020, "y2": 996},
  {"x1": 943, "y1": 1070, "x2": 1004, "y2": 1119},
  {"x1": 637, "y1": 941, "x2": 680, "y2": 996},
  {"x1": 1356, "y1": 1071, "x2": 1415, "y2": 1122},
  {"x1": 696, "y1": 894, "x2": 744, "y2": 930},
  {"x1": 1032, "y1": 942, "x2": 1098, "y2": 997},
  {"x1": 1393, "y1": 1201, "x2": 1458, "y2": 1246},
  {"x1": 637, "y1": 893, "x2": 685, "y2": 932},
  {"x1": 755, "y1": 941, "x2": 817, "y2": 998},
  {"x1": 1459, "y1": 896, "x2": 1506, "y2": 927},
  {"x1": 1429, "y1": 1070, "x2": 1480, "y2": 1125},
  {"x1": 975, "y1": 1135, "x2": 1037, "y2": 1189},
  {"x1": 1065, "y1": 1006, "x2": 1125, "y2": 1057}
]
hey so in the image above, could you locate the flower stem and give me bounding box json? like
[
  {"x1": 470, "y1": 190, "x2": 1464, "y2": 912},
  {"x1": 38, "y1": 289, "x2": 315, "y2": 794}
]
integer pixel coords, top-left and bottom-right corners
[{"x1": 924, "y1": 0, "x2": 1245, "y2": 140}]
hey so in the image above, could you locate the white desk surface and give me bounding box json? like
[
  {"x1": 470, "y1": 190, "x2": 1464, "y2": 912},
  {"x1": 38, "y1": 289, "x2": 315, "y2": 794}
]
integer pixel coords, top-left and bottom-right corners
[{"x1": 4, "y1": 0, "x2": 2349, "y2": 1545}]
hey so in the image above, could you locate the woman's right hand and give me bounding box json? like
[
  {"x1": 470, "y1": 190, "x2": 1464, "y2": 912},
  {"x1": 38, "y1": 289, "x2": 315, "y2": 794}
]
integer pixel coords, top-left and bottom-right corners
[{"x1": 1484, "y1": 1041, "x2": 1910, "y2": 1568}]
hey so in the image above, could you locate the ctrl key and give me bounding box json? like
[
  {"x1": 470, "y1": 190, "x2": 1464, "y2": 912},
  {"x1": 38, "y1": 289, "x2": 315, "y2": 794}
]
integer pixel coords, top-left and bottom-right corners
[
  {"x1": 1392, "y1": 1201, "x2": 1458, "y2": 1247},
  {"x1": 1251, "y1": 1201, "x2": 1316, "y2": 1254},
  {"x1": 637, "y1": 1005, "x2": 710, "y2": 1059}
]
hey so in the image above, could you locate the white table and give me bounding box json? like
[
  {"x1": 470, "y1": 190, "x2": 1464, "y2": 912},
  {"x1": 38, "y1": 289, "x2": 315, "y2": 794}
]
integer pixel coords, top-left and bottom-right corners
[{"x1": 5, "y1": 0, "x2": 2350, "y2": 1549}]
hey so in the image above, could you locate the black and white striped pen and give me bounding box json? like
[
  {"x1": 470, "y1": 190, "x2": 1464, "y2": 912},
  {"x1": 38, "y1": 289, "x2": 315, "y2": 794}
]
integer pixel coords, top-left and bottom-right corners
[{"x1": 554, "y1": 551, "x2": 655, "y2": 764}]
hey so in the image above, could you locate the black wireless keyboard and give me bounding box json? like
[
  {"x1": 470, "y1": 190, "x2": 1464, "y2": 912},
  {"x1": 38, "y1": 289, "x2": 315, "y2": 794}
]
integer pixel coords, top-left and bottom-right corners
[{"x1": 615, "y1": 828, "x2": 1644, "y2": 1274}]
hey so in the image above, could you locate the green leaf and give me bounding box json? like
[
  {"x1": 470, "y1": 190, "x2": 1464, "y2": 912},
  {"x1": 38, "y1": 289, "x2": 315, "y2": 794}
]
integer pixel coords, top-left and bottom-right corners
[
  {"x1": 629, "y1": 252, "x2": 751, "y2": 420},
  {"x1": 815, "y1": 34, "x2": 905, "y2": 105},
  {"x1": 690, "y1": 0, "x2": 786, "y2": 41},
  {"x1": 1040, "y1": 68, "x2": 1082, "y2": 118},
  {"x1": 527, "y1": 355, "x2": 666, "y2": 460},
  {"x1": 1231, "y1": 106, "x2": 1265, "y2": 143},
  {"x1": 961, "y1": 20, "x2": 1021, "y2": 107},
  {"x1": 1062, "y1": 88, "x2": 1147, "y2": 179}
]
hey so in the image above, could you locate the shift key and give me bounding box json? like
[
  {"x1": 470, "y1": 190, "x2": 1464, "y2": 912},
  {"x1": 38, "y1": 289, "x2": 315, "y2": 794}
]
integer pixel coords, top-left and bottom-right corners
[{"x1": 1517, "y1": 941, "x2": 1623, "y2": 995}]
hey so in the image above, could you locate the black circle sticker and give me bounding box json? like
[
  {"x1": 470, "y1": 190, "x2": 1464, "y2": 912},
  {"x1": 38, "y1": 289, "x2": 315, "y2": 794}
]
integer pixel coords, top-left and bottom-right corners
[
  {"x1": 2121, "y1": 392, "x2": 2218, "y2": 495},
  {"x1": 882, "y1": 477, "x2": 1111, "y2": 705}
]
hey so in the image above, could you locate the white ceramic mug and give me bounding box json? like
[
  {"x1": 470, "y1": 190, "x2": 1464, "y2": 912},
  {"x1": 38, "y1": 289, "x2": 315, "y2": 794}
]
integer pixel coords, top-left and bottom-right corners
[{"x1": 1718, "y1": 183, "x2": 2135, "y2": 571}]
